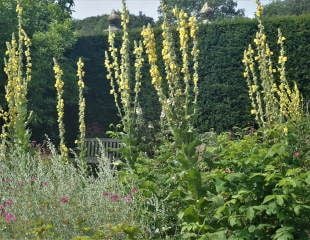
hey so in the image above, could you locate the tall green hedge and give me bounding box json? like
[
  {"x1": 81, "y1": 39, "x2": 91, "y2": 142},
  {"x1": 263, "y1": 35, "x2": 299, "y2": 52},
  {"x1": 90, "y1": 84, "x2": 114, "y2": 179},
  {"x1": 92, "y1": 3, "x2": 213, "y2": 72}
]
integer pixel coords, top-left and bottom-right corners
[
  {"x1": 197, "y1": 15, "x2": 310, "y2": 132},
  {"x1": 70, "y1": 15, "x2": 310, "y2": 133}
]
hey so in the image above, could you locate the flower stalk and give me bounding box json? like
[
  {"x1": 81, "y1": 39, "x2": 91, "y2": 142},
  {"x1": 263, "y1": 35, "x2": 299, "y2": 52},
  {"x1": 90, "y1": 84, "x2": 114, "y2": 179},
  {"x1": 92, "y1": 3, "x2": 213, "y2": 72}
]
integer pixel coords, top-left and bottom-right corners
[
  {"x1": 76, "y1": 58, "x2": 86, "y2": 162},
  {"x1": 53, "y1": 59, "x2": 68, "y2": 161},
  {"x1": 242, "y1": 0, "x2": 302, "y2": 127},
  {"x1": 105, "y1": 0, "x2": 144, "y2": 168},
  {"x1": 3, "y1": 2, "x2": 32, "y2": 151}
]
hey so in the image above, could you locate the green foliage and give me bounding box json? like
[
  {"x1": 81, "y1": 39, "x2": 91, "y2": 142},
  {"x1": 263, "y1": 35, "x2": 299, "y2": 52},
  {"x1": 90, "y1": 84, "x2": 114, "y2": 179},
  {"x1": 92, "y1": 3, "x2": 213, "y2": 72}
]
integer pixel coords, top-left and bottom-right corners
[
  {"x1": 3, "y1": 2, "x2": 32, "y2": 151},
  {"x1": 71, "y1": 15, "x2": 310, "y2": 134},
  {"x1": 69, "y1": 35, "x2": 119, "y2": 138},
  {"x1": 243, "y1": 2, "x2": 302, "y2": 127},
  {"x1": 0, "y1": 0, "x2": 76, "y2": 143},
  {"x1": 177, "y1": 117, "x2": 310, "y2": 239},
  {"x1": 264, "y1": 0, "x2": 310, "y2": 17},
  {"x1": 0, "y1": 143, "x2": 142, "y2": 239},
  {"x1": 105, "y1": 1, "x2": 147, "y2": 169},
  {"x1": 196, "y1": 15, "x2": 310, "y2": 132},
  {"x1": 74, "y1": 12, "x2": 154, "y2": 37},
  {"x1": 159, "y1": 0, "x2": 244, "y2": 20}
]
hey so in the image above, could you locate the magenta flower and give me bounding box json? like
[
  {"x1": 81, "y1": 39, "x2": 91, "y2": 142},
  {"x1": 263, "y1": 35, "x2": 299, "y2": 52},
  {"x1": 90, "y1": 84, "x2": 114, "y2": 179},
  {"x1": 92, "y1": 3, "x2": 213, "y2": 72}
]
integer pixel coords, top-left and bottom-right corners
[
  {"x1": 17, "y1": 180, "x2": 25, "y2": 187},
  {"x1": 60, "y1": 196, "x2": 69, "y2": 204},
  {"x1": 0, "y1": 205, "x2": 4, "y2": 217},
  {"x1": 3, "y1": 199, "x2": 13, "y2": 207},
  {"x1": 41, "y1": 181, "x2": 48, "y2": 187},
  {"x1": 293, "y1": 151, "x2": 300, "y2": 158},
  {"x1": 131, "y1": 187, "x2": 138, "y2": 194},
  {"x1": 30, "y1": 176, "x2": 37, "y2": 182},
  {"x1": 110, "y1": 194, "x2": 120, "y2": 202},
  {"x1": 102, "y1": 192, "x2": 112, "y2": 197},
  {"x1": 2, "y1": 178, "x2": 12, "y2": 183},
  {"x1": 4, "y1": 212, "x2": 16, "y2": 223}
]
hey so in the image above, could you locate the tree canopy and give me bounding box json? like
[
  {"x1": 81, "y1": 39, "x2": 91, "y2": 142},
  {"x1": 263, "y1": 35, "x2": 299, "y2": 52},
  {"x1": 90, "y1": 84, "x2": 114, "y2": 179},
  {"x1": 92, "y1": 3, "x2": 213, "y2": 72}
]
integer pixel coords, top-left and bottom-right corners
[
  {"x1": 0, "y1": 0, "x2": 76, "y2": 142},
  {"x1": 264, "y1": 0, "x2": 310, "y2": 16},
  {"x1": 159, "y1": 0, "x2": 244, "y2": 21},
  {"x1": 74, "y1": 11, "x2": 155, "y2": 36}
]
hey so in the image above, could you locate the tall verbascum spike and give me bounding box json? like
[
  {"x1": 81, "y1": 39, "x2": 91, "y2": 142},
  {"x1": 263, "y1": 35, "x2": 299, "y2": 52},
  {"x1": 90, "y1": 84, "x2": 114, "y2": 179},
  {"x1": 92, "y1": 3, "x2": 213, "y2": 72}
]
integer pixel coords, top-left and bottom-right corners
[
  {"x1": 242, "y1": 1, "x2": 303, "y2": 128},
  {"x1": 76, "y1": 58, "x2": 86, "y2": 162},
  {"x1": 133, "y1": 41, "x2": 144, "y2": 113},
  {"x1": 105, "y1": 50, "x2": 123, "y2": 119},
  {"x1": 174, "y1": 8, "x2": 191, "y2": 116},
  {"x1": 142, "y1": 5, "x2": 200, "y2": 133},
  {"x1": 189, "y1": 15, "x2": 199, "y2": 113},
  {"x1": 53, "y1": 58, "x2": 68, "y2": 161},
  {"x1": 22, "y1": 29, "x2": 32, "y2": 84},
  {"x1": 244, "y1": 44, "x2": 265, "y2": 126},
  {"x1": 141, "y1": 25, "x2": 164, "y2": 101},
  {"x1": 161, "y1": 6, "x2": 180, "y2": 100},
  {"x1": 3, "y1": 2, "x2": 31, "y2": 151},
  {"x1": 105, "y1": 0, "x2": 145, "y2": 168},
  {"x1": 119, "y1": 0, "x2": 131, "y2": 123},
  {"x1": 106, "y1": 30, "x2": 123, "y2": 118},
  {"x1": 290, "y1": 83, "x2": 303, "y2": 120}
]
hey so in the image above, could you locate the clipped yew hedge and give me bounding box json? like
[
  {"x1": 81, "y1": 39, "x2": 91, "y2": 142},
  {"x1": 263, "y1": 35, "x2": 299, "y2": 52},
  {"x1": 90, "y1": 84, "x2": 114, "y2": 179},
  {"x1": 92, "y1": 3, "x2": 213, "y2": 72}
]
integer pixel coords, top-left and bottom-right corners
[{"x1": 71, "y1": 14, "x2": 310, "y2": 133}]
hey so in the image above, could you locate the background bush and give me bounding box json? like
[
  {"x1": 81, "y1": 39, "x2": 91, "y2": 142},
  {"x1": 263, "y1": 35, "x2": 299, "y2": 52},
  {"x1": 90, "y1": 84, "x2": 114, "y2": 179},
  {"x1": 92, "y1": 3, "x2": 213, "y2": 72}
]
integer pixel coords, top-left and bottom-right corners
[
  {"x1": 1, "y1": 10, "x2": 310, "y2": 142},
  {"x1": 70, "y1": 14, "x2": 310, "y2": 136}
]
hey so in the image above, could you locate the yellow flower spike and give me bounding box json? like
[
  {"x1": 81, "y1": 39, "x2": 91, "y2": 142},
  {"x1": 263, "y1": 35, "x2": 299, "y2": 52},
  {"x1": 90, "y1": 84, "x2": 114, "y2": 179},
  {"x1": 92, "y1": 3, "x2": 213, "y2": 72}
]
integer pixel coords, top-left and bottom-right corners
[
  {"x1": 141, "y1": 26, "x2": 163, "y2": 94},
  {"x1": 243, "y1": 1, "x2": 303, "y2": 127},
  {"x1": 251, "y1": 109, "x2": 257, "y2": 115},
  {"x1": 142, "y1": 4, "x2": 200, "y2": 136},
  {"x1": 76, "y1": 58, "x2": 86, "y2": 162},
  {"x1": 53, "y1": 59, "x2": 68, "y2": 161},
  {"x1": 3, "y1": 2, "x2": 32, "y2": 150},
  {"x1": 105, "y1": 0, "x2": 148, "y2": 166},
  {"x1": 133, "y1": 41, "x2": 144, "y2": 112}
]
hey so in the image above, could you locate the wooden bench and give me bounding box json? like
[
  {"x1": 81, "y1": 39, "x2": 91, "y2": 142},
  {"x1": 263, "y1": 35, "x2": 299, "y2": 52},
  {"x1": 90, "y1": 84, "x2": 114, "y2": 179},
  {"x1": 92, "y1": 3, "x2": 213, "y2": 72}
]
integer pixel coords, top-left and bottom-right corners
[{"x1": 84, "y1": 138, "x2": 121, "y2": 163}]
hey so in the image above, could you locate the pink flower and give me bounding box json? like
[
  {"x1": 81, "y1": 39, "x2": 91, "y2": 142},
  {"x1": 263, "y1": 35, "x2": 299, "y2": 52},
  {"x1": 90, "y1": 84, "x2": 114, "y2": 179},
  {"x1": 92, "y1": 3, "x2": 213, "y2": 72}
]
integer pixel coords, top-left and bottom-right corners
[
  {"x1": 3, "y1": 199, "x2": 13, "y2": 207},
  {"x1": 30, "y1": 176, "x2": 37, "y2": 182},
  {"x1": 102, "y1": 192, "x2": 112, "y2": 197},
  {"x1": 60, "y1": 196, "x2": 69, "y2": 204},
  {"x1": 110, "y1": 194, "x2": 120, "y2": 202},
  {"x1": 2, "y1": 178, "x2": 12, "y2": 183},
  {"x1": 0, "y1": 205, "x2": 4, "y2": 215},
  {"x1": 17, "y1": 180, "x2": 25, "y2": 187},
  {"x1": 41, "y1": 181, "x2": 48, "y2": 187},
  {"x1": 293, "y1": 151, "x2": 300, "y2": 158},
  {"x1": 4, "y1": 212, "x2": 16, "y2": 223},
  {"x1": 131, "y1": 187, "x2": 138, "y2": 194}
]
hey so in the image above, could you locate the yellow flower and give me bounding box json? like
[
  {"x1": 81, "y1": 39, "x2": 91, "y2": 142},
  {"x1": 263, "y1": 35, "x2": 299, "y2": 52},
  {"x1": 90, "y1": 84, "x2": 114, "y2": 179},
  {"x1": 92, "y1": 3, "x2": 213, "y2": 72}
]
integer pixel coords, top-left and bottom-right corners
[
  {"x1": 251, "y1": 109, "x2": 257, "y2": 115},
  {"x1": 278, "y1": 56, "x2": 287, "y2": 64},
  {"x1": 251, "y1": 85, "x2": 258, "y2": 93}
]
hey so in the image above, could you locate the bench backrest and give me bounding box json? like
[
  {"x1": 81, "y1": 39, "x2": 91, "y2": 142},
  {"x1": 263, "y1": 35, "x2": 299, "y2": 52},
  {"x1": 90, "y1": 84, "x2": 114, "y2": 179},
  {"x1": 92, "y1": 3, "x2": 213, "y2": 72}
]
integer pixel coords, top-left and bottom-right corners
[{"x1": 85, "y1": 138, "x2": 121, "y2": 162}]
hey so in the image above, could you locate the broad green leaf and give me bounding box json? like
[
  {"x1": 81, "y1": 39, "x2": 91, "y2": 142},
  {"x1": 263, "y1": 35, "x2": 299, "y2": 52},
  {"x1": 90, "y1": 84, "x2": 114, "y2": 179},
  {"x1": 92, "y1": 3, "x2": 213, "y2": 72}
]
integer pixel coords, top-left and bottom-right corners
[
  {"x1": 263, "y1": 195, "x2": 276, "y2": 204},
  {"x1": 272, "y1": 226, "x2": 294, "y2": 240},
  {"x1": 246, "y1": 207, "x2": 255, "y2": 221},
  {"x1": 248, "y1": 225, "x2": 256, "y2": 233}
]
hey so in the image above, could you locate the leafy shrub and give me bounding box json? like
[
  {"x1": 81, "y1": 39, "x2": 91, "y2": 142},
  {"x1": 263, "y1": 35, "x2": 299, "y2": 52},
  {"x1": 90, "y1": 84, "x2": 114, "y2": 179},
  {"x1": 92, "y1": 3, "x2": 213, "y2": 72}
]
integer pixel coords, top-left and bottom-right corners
[
  {"x1": 71, "y1": 15, "x2": 310, "y2": 134},
  {"x1": 178, "y1": 117, "x2": 309, "y2": 239},
  {"x1": 0, "y1": 144, "x2": 142, "y2": 239}
]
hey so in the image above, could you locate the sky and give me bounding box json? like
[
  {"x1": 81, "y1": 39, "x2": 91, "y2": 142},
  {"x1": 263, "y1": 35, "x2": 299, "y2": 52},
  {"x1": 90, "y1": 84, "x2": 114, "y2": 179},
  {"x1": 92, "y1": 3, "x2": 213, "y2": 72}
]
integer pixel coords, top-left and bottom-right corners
[{"x1": 72, "y1": 0, "x2": 274, "y2": 20}]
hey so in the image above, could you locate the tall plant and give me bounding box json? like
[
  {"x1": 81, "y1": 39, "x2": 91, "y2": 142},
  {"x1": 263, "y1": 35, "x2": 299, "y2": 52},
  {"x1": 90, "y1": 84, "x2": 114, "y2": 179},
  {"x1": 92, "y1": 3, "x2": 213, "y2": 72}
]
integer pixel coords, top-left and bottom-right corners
[
  {"x1": 3, "y1": 2, "x2": 32, "y2": 151},
  {"x1": 242, "y1": 0, "x2": 302, "y2": 128},
  {"x1": 105, "y1": 0, "x2": 144, "y2": 168},
  {"x1": 76, "y1": 57, "x2": 86, "y2": 163},
  {"x1": 142, "y1": 6, "x2": 199, "y2": 140},
  {"x1": 141, "y1": 3, "x2": 202, "y2": 204},
  {"x1": 53, "y1": 59, "x2": 68, "y2": 161}
]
